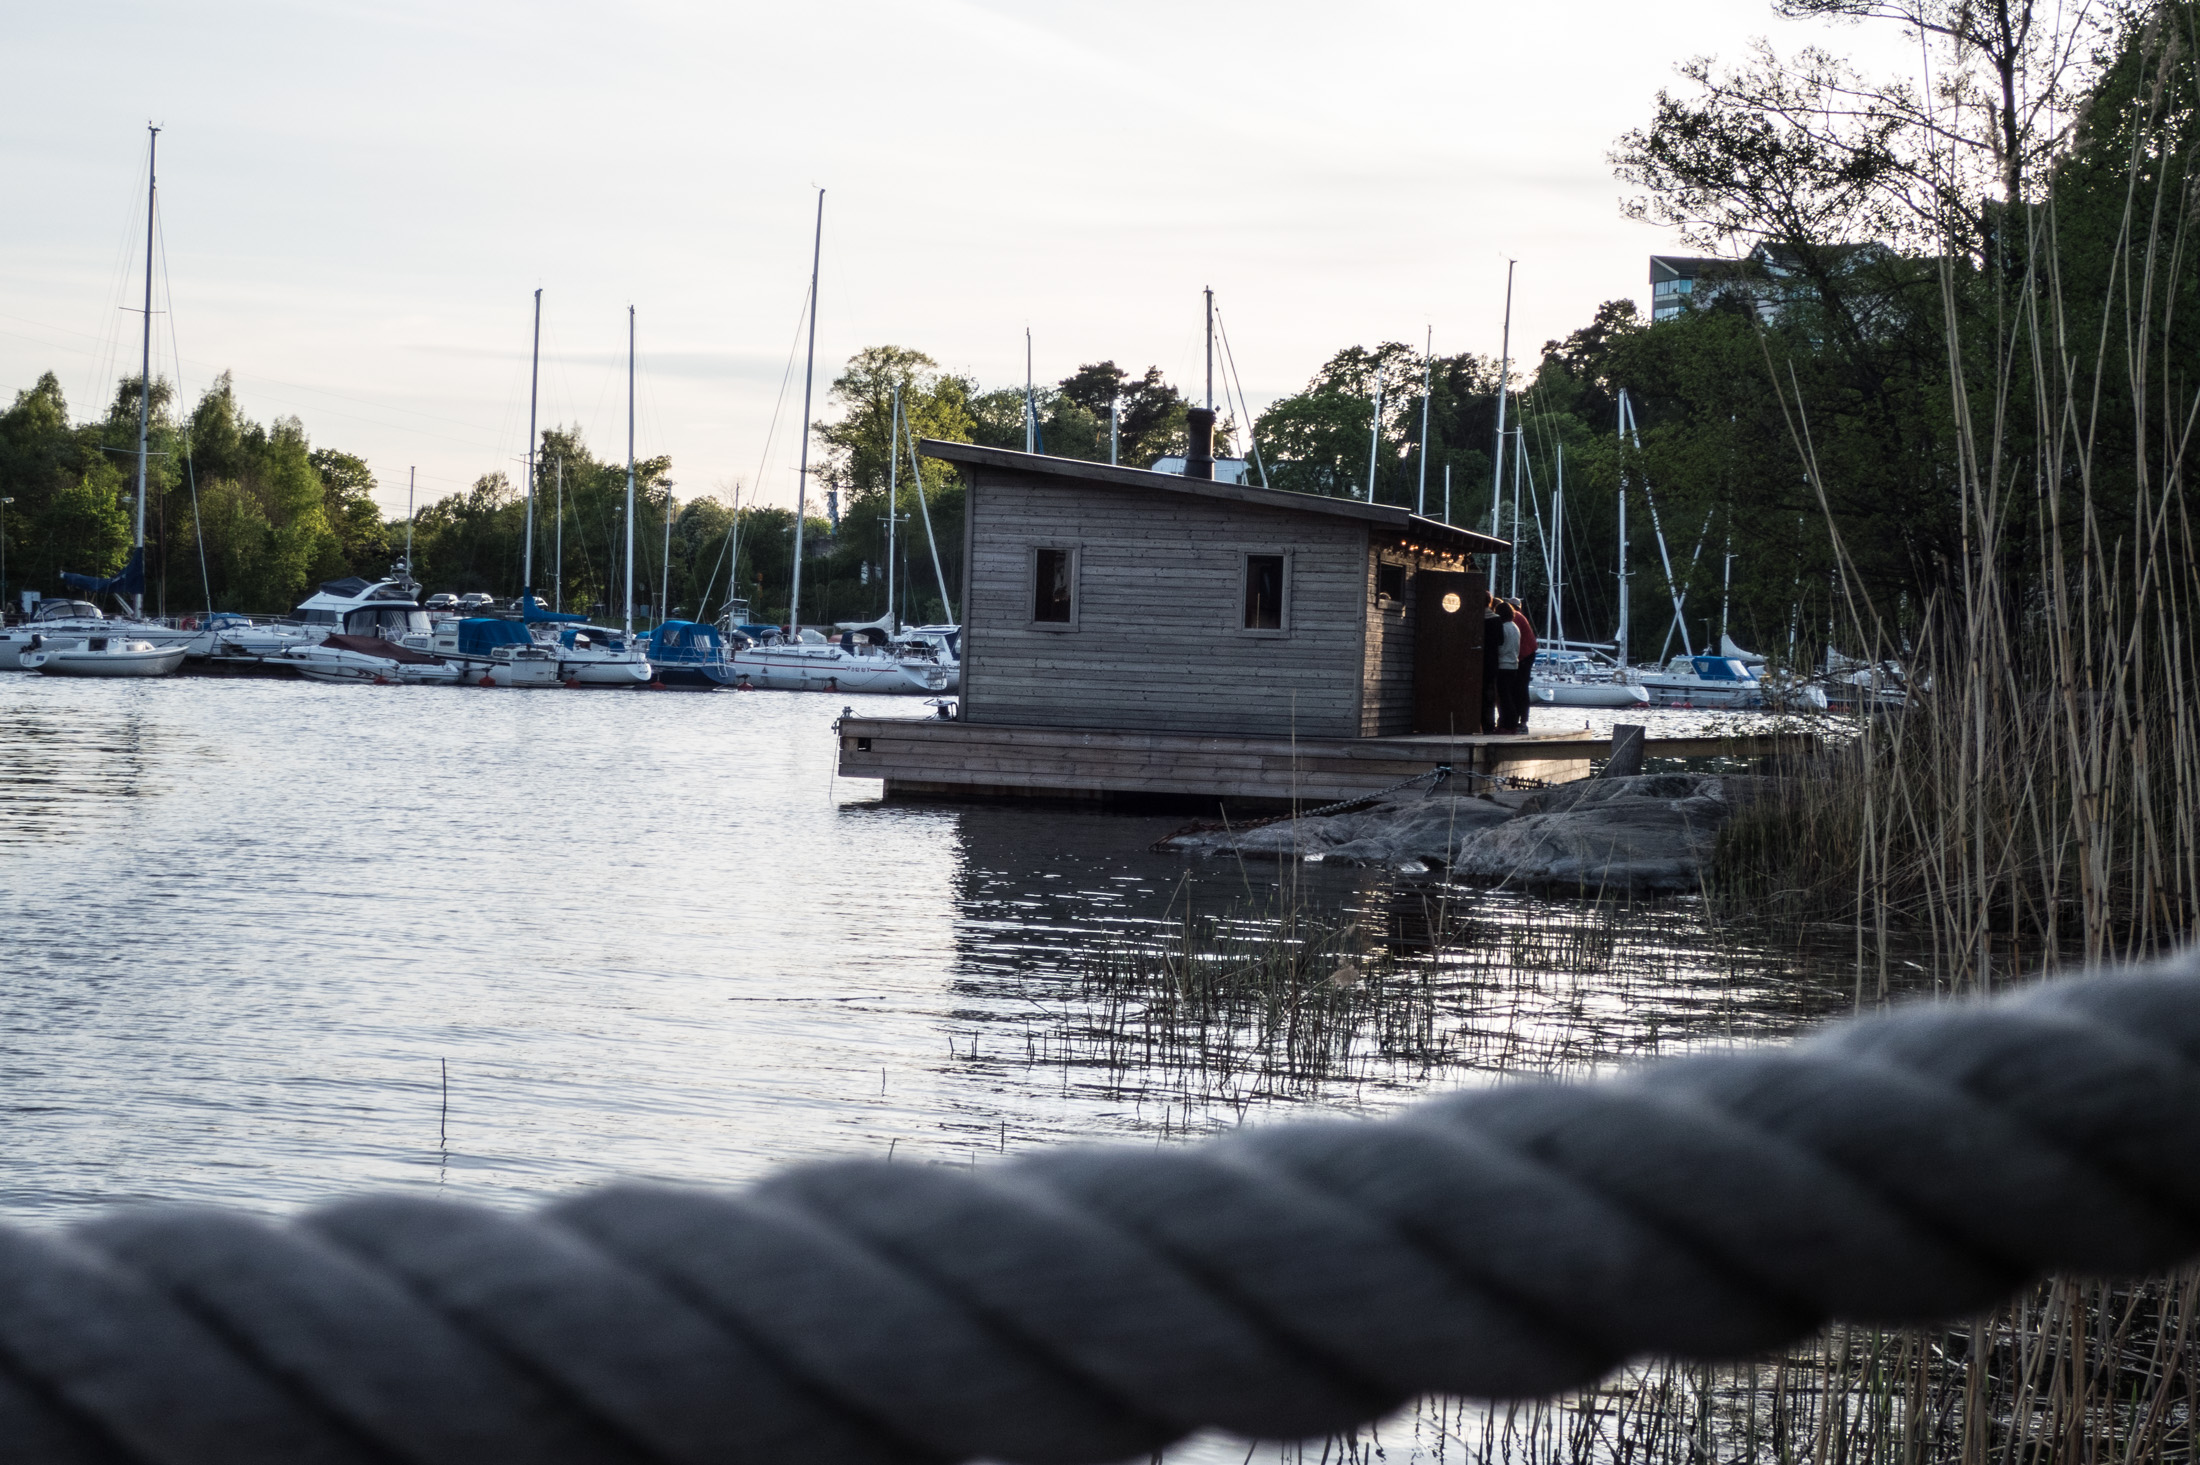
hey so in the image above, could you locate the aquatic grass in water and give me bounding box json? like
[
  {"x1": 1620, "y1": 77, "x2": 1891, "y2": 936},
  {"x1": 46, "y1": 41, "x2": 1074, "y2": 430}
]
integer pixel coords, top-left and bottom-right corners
[{"x1": 988, "y1": 877, "x2": 2194, "y2": 1463}]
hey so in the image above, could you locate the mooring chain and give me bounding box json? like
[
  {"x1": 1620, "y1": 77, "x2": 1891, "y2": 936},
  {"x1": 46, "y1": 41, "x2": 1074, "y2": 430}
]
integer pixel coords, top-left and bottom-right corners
[
  {"x1": 1286, "y1": 762, "x2": 1458, "y2": 823},
  {"x1": 1, "y1": 958, "x2": 2197, "y2": 1465}
]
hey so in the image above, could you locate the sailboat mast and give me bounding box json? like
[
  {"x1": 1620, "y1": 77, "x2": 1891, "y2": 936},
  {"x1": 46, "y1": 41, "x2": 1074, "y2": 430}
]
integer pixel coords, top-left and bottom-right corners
[
  {"x1": 906, "y1": 413, "x2": 953, "y2": 623},
  {"x1": 1489, "y1": 259, "x2": 1514, "y2": 556},
  {"x1": 1616, "y1": 388, "x2": 1631, "y2": 665},
  {"x1": 624, "y1": 305, "x2": 636, "y2": 634},
  {"x1": 1549, "y1": 445, "x2": 1564, "y2": 646},
  {"x1": 1203, "y1": 287, "x2": 1214, "y2": 412},
  {"x1": 1416, "y1": 327, "x2": 1431, "y2": 516},
  {"x1": 886, "y1": 385, "x2": 900, "y2": 633},
  {"x1": 1721, "y1": 539, "x2": 1733, "y2": 648},
  {"x1": 554, "y1": 458, "x2": 564, "y2": 612},
  {"x1": 661, "y1": 492, "x2": 672, "y2": 624},
  {"x1": 1364, "y1": 379, "x2": 1382, "y2": 501},
  {"x1": 1509, "y1": 421, "x2": 1524, "y2": 600},
  {"x1": 1024, "y1": 329, "x2": 1035, "y2": 454},
  {"x1": 405, "y1": 467, "x2": 415, "y2": 574},
  {"x1": 789, "y1": 189, "x2": 823, "y2": 636},
  {"x1": 133, "y1": 124, "x2": 160, "y2": 617},
  {"x1": 523, "y1": 288, "x2": 541, "y2": 600}
]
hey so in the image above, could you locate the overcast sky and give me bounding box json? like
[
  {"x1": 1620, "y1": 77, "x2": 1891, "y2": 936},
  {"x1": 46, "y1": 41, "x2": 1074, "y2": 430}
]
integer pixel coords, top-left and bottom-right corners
[{"x1": 1, "y1": 1, "x2": 1921, "y2": 520}]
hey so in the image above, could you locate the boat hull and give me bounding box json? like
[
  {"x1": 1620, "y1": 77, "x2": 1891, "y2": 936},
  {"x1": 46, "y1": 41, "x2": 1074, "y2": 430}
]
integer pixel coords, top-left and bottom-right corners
[
  {"x1": 1634, "y1": 681, "x2": 1763, "y2": 709},
  {"x1": 649, "y1": 662, "x2": 734, "y2": 690},
  {"x1": 26, "y1": 644, "x2": 188, "y2": 677},
  {"x1": 281, "y1": 648, "x2": 460, "y2": 686},
  {"x1": 562, "y1": 657, "x2": 656, "y2": 687},
  {"x1": 1531, "y1": 680, "x2": 1652, "y2": 709},
  {"x1": 730, "y1": 648, "x2": 950, "y2": 694}
]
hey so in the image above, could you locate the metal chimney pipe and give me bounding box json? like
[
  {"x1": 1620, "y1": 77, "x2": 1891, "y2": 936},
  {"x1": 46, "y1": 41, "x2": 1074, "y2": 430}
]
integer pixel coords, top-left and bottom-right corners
[{"x1": 1185, "y1": 407, "x2": 1216, "y2": 481}]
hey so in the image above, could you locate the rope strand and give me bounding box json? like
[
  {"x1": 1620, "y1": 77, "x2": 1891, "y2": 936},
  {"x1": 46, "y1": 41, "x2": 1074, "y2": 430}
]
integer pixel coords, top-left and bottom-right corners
[{"x1": 0, "y1": 955, "x2": 2194, "y2": 1464}]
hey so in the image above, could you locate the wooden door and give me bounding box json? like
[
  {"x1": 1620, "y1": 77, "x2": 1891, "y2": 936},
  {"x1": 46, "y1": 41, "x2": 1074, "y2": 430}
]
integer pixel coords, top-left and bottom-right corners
[{"x1": 1413, "y1": 570, "x2": 1485, "y2": 735}]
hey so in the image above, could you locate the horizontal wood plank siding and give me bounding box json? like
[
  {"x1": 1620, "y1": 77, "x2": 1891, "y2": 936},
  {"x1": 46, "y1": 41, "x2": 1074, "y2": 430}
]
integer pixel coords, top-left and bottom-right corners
[{"x1": 963, "y1": 468, "x2": 1369, "y2": 737}]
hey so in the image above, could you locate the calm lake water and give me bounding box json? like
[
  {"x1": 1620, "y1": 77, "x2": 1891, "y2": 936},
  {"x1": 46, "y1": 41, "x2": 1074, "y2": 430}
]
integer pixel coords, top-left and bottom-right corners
[
  {"x1": 0, "y1": 676, "x2": 1866, "y2": 1220},
  {"x1": 1, "y1": 673, "x2": 1891, "y2": 1459}
]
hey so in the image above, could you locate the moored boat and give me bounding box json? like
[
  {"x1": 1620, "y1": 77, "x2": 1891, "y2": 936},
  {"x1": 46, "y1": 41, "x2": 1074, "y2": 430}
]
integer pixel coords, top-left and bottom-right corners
[
  {"x1": 1529, "y1": 649, "x2": 1652, "y2": 709},
  {"x1": 22, "y1": 634, "x2": 187, "y2": 677},
  {"x1": 426, "y1": 617, "x2": 562, "y2": 688},
  {"x1": 1, "y1": 599, "x2": 112, "y2": 670},
  {"x1": 1632, "y1": 653, "x2": 1765, "y2": 709},
  {"x1": 645, "y1": 620, "x2": 738, "y2": 689},
  {"x1": 278, "y1": 634, "x2": 460, "y2": 686},
  {"x1": 730, "y1": 628, "x2": 952, "y2": 694}
]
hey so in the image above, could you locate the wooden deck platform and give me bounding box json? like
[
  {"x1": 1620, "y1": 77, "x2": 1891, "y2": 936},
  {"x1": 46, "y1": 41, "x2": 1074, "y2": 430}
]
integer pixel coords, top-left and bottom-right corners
[{"x1": 834, "y1": 716, "x2": 1817, "y2": 809}]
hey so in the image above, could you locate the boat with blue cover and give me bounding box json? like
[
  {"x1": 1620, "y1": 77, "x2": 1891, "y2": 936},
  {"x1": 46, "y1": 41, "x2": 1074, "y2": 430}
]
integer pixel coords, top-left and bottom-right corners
[
  {"x1": 1632, "y1": 653, "x2": 1765, "y2": 709},
  {"x1": 645, "y1": 620, "x2": 740, "y2": 689},
  {"x1": 427, "y1": 617, "x2": 562, "y2": 688}
]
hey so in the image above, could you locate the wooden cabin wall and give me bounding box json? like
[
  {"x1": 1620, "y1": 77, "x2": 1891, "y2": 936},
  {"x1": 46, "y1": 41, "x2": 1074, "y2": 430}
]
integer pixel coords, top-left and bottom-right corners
[
  {"x1": 1358, "y1": 541, "x2": 1471, "y2": 736},
  {"x1": 960, "y1": 469, "x2": 1370, "y2": 737}
]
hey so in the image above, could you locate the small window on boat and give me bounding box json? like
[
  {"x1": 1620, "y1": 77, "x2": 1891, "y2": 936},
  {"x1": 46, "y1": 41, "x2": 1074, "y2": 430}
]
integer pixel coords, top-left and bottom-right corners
[
  {"x1": 1033, "y1": 548, "x2": 1074, "y2": 623},
  {"x1": 1244, "y1": 554, "x2": 1285, "y2": 630},
  {"x1": 1377, "y1": 562, "x2": 1407, "y2": 602}
]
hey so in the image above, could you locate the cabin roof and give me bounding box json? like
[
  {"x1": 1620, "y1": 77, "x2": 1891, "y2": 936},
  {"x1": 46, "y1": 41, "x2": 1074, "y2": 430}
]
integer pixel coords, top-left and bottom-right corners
[{"x1": 919, "y1": 440, "x2": 1509, "y2": 556}]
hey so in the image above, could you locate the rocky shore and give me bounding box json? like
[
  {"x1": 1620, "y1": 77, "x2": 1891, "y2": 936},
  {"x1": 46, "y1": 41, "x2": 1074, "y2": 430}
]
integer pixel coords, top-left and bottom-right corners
[{"x1": 1160, "y1": 772, "x2": 1767, "y2": 895}]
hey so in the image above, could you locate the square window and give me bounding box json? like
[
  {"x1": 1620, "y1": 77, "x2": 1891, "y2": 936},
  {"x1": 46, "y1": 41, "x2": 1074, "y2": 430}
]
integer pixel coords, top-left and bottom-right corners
[
  {"x1": 1376, "y1": 562, "x2": 1407, "y2": 602},
  {"x1": 1033, "y1": 547, "x2": 1074, "y2": 623},
  {"x1": 1244, "y1": 554, "x2": 1285, "y2": 629}
]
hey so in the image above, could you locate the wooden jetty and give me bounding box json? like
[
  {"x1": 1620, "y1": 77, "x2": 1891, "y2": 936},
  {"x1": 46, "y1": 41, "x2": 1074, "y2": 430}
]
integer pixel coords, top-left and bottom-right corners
[
  {"x1": 836, "y1": 717, "x2": 1812, "y2": 808},
  {"x1": 837, "y1": 437, "x2": 1811, "y2": 809}
]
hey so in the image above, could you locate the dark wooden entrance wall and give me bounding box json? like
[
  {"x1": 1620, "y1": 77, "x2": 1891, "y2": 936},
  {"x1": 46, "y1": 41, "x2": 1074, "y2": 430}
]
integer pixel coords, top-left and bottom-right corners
[{"x1": 1412, "y1": 570, "x2": 1487, "y2": 735}]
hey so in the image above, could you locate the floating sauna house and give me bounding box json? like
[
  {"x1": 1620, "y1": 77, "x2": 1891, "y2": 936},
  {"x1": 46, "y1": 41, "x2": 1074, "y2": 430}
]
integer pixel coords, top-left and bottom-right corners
[{"x1": 838, "y1": 420, "x2": 1601, "y2": 806}]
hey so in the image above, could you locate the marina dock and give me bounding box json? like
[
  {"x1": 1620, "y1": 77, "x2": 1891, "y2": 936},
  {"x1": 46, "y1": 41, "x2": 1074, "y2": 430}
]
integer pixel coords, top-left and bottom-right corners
[{"x1": 835, "y1": 716, "x2": 1815, "y2": 808}]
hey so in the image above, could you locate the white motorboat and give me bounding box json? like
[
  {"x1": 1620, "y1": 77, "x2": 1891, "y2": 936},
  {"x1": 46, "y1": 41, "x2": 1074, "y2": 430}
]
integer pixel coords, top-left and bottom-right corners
[
  {"x1": 2, "y1": 594, "x2": 194, "y2": 670},
  {"x1": 187, "y1": 609, "x2": 319, "y2": 665},
  {"x1": 1529, "y1": 650, "x2": 1652, "y2": 709},
  {"x1": 22, "y1": 633, "x2": 187, "y2": 677},
  {"x1": 207, "y1": 570, "x2": 433, "y2": 664},
  {"x1": 2, "y1": 599, "x2": 110, "y2": 670},
  {"x1": 731, "y1": 628, "x2": 952, "y2": 694},
  {"x1": 1632, "y1": 653, "x2": 1765, "y2": 709},
  {"x1": 278, "y1": 634, "x2": 460, "y2": 686}
]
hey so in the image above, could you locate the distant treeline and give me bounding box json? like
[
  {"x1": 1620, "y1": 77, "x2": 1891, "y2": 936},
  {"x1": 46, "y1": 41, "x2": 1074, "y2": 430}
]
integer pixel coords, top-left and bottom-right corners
[{"x1": 6, "y1": 1, "x2": 2189, "y2": 653}]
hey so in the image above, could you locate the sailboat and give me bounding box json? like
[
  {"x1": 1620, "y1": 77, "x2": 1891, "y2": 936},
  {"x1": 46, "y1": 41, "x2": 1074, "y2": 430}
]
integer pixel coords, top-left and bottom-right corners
[
  {"x1": 725, "y1": 192, "x2": 948, "y2": 696},
  {"x1": 506, "y1": 292, "x2": 653, "y2": 687},
  {"x1": 1524, "y1": 436, "x2": 1649, "y2": 709},
  {"x1": 24, "y1": 129, "x2": 193, "y2": 677}
]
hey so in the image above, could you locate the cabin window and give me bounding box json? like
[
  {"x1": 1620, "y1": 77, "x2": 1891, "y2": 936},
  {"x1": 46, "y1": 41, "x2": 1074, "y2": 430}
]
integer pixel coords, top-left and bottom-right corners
[
  {"x1": 1244, "y1": 554, "x2": 1285, "y2": 630},
  {"x1": 1031, "y1": 547, "x2": 1075, "y2": 625},
  {"x1": 1377, "y1": 562, "x2": 1407, "y2": 602}
]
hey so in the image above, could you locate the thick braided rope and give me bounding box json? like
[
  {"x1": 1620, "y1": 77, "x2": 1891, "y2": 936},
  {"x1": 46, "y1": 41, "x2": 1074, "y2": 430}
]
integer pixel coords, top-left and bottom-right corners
[{"x1": 2, "y1": 955, "x2": 2198, "y2": 1465}]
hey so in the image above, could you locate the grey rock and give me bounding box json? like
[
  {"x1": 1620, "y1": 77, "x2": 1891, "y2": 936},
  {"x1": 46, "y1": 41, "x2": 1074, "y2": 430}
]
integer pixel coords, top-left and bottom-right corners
[{"x1": 1161, "y1": 774, "x2": 1765, "y2": 896}]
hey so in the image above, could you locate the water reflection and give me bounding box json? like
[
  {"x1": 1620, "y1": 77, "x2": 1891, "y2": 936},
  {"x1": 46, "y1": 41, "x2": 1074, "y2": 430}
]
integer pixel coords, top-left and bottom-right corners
[{"x1": 1, "y1": 675, "x2": 1874, "y2": 1227}]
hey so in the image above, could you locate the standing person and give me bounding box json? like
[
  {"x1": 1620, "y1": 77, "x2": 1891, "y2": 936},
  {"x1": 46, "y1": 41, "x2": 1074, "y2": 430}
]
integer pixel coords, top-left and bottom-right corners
[
  {"x1": 1494, "y1": 599, "x2": 1522, "y2": 733},
  {"x1": 1480, "y1": 597, "x2": 1505, "y2": 734},
  {"x1": 1508, "y1": 599, "x2": 1538, "y2": 732}
]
